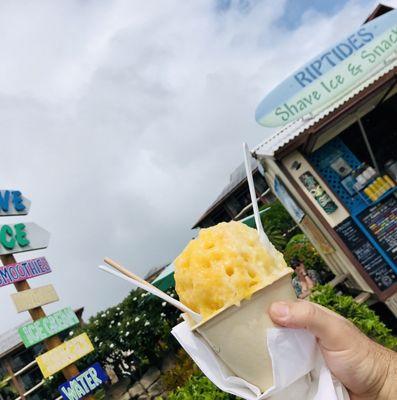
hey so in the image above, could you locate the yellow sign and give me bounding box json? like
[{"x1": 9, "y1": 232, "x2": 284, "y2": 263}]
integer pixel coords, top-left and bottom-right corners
[
  {"x1": 11, "y1": 284, "x2": 59, "y2": 313},
  {"x1": 36, "y1": 333, "x2": 94, "y2": 378}
]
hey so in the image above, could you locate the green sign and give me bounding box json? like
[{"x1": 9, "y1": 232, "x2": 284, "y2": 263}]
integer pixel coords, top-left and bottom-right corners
[{"x1": 18, "y1": 307, "x2": 79, "y2": 348}]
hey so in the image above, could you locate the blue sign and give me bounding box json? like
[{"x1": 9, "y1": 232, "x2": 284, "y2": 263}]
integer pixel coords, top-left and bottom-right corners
[
  {"x1": 256, "y1": 9, "x2": 397, "y2": 127},
  {"x1": 58, "y1": 362, "x2": 108, "y2": 400}
]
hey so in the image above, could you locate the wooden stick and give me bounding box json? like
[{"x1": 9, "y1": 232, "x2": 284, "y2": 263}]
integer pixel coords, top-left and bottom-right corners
[
  {"x1": 102, "y1": 258, "x2": 201, "y2": 320},
  {"x1": 104, "y1": 257, "x2": 159, "y2": 291}
]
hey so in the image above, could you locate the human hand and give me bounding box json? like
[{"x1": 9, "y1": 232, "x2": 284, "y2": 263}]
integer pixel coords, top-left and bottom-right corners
[{"x1": 269, "y1": 300, "x2": 397, "y2": 400}]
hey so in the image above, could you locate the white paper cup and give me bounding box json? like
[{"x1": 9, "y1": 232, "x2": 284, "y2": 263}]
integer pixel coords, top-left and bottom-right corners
[{"x1": 190, "y1": 272, "x2": 296, "y2": 393}]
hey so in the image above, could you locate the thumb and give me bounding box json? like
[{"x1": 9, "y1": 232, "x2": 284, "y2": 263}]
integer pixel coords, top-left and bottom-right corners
[{"x1": 269, "y1": 300, "x2": 361, "y2": 351}]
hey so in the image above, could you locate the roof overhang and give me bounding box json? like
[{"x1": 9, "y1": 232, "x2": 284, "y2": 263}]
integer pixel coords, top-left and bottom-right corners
[{"x1": 254, "y1": 63, "x2": 397, "y2": 160}]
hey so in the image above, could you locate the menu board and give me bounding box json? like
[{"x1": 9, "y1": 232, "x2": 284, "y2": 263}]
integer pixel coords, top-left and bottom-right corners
[
  {"x1": 335, "y1": 218, "x2": 397, "y2": 291},
  {"x1": 358, "y1": 195, "x2": 397, "y2": 264}
]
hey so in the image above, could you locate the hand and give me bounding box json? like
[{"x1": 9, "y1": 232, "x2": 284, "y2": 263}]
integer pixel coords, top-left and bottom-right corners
[{"x1": 269, "y1": 300, "x2": 397, "y2": 400}]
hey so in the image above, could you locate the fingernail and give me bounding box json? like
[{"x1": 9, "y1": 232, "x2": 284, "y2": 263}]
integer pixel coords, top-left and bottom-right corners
[{"x1": 270, "y1": 302, "x2": 290, "y2": 319}]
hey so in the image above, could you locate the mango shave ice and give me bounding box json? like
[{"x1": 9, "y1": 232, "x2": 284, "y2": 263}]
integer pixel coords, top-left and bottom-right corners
[{"x1": 175, "y1": 221, "x2": 291, "y2": 320}]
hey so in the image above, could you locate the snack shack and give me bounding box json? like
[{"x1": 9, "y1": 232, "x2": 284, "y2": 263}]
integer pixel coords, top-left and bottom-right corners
[{"x1": 253, "y1": 4, "x2": 397, "y2": 316}]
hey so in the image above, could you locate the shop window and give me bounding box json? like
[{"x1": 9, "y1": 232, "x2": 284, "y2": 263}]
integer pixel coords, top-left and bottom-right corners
[
  {"x1": 9, "y1": 349, "x2": 34, "y2": 372},
  {"x1": 20, "y1": 366, "x2": 42, "y2": 391},
  {"x1": 342, "y1": 93, "x2": 397, "y2": 172}
]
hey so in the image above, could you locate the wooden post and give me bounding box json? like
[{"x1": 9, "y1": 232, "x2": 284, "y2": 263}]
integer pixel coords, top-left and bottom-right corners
[
  {"x1": 3, "y1": 358, "x2": 25, "y2": 400},
  {"x1": 1, "y1": 254, "x2": 95, "y2": 399}
]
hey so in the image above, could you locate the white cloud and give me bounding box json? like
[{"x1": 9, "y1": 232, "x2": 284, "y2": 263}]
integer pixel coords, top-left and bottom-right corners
[{"x1": 0, "y1": 0, "x2": 393, "y2": 331}]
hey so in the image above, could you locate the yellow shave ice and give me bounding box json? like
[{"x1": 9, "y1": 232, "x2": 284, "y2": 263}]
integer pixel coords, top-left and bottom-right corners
[{"x1": 175, "y1": 221, "x2": 291, "y2": 320}]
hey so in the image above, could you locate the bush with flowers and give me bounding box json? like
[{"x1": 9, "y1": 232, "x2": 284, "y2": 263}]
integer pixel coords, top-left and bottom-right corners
[{"x1": 43, "y1": 286, "x2": 181, "y2": 395}]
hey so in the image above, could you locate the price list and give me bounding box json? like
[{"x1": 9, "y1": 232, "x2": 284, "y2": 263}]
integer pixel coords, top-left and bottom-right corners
[
  {"x1": 359, "y1": 195, "x2": 397, "y2": 264},
  {"x1": 335, "y1": 217, "x2": 397, "y2": 291}
]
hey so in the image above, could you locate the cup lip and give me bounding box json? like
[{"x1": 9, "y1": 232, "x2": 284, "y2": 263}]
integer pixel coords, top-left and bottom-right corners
[{"x1": 189, "y1": 269, "x2": 293, "y2": 331}]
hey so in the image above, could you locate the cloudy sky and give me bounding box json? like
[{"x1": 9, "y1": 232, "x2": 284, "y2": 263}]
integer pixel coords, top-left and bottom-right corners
[{"x1": 0, "y1": 0, "x2": 396, "y2": 333}]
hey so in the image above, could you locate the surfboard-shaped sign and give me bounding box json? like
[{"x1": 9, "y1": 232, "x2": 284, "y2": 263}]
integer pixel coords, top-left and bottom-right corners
[
  {"x1": 0, "y1": 190, "x2": 31, "y2": 216},
  {"x1": 0, "y1": 222, "x2": 50, "y2": 255},
  {"x1": 256, "y1": 9, "x2": 397, "y2": 127}
]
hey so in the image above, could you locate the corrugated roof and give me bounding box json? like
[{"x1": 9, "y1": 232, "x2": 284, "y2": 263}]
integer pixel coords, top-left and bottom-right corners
[
  {"x1": 192, "y1": 158, "x2": 259, "y2": 228},
  {"x1": 254, "y1": 60, "x2": 397, "y2": 157},
  {"x1": 0, "y1": 324, "x2": 22, "y2": 358}
]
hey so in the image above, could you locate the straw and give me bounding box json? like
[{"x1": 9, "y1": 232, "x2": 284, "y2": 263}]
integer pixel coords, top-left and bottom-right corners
[
  {"x1": 98, "y1": 261, "x2": 201, "y2": 322},
  {"x1": 242, "y1": 142, "x2": 277, "y2": 259}
]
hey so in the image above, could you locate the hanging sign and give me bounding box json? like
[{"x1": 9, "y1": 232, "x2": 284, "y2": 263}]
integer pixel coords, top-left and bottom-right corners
[
  {"x1": 58, "y1": 362, "x2": 109, "y2": 400},
  {"x1": 0, "y1": 190, "x2": 31, "y2": 216},
  {"x1": 0, "y1": 222, "x2": 50, "y2": 255},
  {"x1": 0, "y1": 257, "x2": 51, "y2": 287},
  {"x1": 256, "y1": 9, "x2": 397, "y2": 127},
  {"x1": 18, "y1": 307, "x2": 79, "y2": 348},
  {"x1": 36, "y1": 333, "x2": 94, "y2": 378},
  {"x1": 11, "y1": 284, "x2": 59, "y2": 313}
]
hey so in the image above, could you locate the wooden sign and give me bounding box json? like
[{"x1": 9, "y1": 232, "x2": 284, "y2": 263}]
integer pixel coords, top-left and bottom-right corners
[
  {"x1": 0, "y1": 257, "x2": 51, "y2": 287},
  {"x1": 0, "y1": 222, "x2": 50, "y2": 255},
  {"x1": 19, "y1": 307, "x2": 79, "y2": 348},
  {"x1": 0, "y1": 190, "x2": 31, "y2": 216},
  {"x1": 11, "y1": 284, "x2": 59, "y2": 313},
  {"x1": 36, "y1": 333, "x2": 94, "y2": 378},
  {"x1": 58, "y1": 362, "x2": 108, "y2": 400}
]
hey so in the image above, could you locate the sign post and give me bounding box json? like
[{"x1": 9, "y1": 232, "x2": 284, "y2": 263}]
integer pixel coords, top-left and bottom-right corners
[{"x1": 0, "y1": 191, "x2": 96, "y2": 400}]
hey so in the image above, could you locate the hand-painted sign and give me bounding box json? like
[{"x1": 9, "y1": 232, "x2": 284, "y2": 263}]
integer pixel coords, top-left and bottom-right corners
[
  {"x1": 0, "y1": 257, "x2": 51, "y2": 287},
  {"x1": 0, "y1": 222, "x2": 49, "y2": 255},
  {"x1": 0, "y1": 190, "x2": 31, "y2": 216},
  {"x1": 299, "y1": 171, "x2": 338, "y2": 214},
  {"x1": 11, "y1": 284, "x2": 59, "y2": 313},
  {"x1": 18, "y1": 307, "x2": 79, "y2": 348},
  {"x1": 36, "y1": 333, "x2": 94, "y2": 378},
  {"x1": 58, "y1": 362, "x2": 109, "y2": 400},
  {"x1": 256, "y1": 9, "x2": 397, "y2": 127}
]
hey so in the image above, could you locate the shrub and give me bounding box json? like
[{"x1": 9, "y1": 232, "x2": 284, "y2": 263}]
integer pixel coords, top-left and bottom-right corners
[
  {"x1": 161, "y1": 349, "x2": 199, "y2": 392},
  {"x1": 160, "y1": 375, "x2": 236, "y2": 400},
  {"x1": 44, "y1": 287, "x2": 181, "y2": 394},
  {"x1": 310, "y1": 284, "x2": 397, "y2": 351},
  {"x1": 284, "y1": 234, "x2": 327, "y2": 272},
  {"x1": 260, "y1": 200, "x2": 300, "y2": 243}
]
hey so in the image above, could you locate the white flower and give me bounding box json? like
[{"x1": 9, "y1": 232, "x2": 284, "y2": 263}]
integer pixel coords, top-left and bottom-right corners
[
  {"x1": 101, "y1": 314, "x2": 106, "y2": 318},
  {"x1": 133, "y1": 297, "x2": 137, "y2": 301},
  {"x1": 119, "y1": 311, "x2": 124, "y2": 315},
  {"x1": 141, "y1": 293, "x2": 147, "y2": 298},
  {"x1": 110, "y1": 343, "x2": 114, "y2": 349},
  {"x1": 94, "y1": 337, "x2": 99, "y2": 342},
  {"x1": 126, "y1": 321, "x2": 130, "y2": 326},
  {"x1": 99, "y1": 342, "x2": 103, "y2": 347},
  {"x1": 117, "y1": 322, "x2": 121, "y2": 327},
  {"x1": 125, "y1": 331, "x2": 130, "y2": 337},
  {"x1": 117, "y1": 307, "x2": 120, "y2": 311},
  {"x1": 69, "y1": 331, "x2": 74, "y2": 336},
  {"x1": 135, "y1": 317, "x2": 140, "y2": 322},
  {"x1": 144, "y1": 321, "x2": 150, "y2": 327},
  {"x1": 94, "y1": 320, "x2": 99, "y2": 325},
  {"x1": 162, "y1": 302, "x2": 166, "y2": 307},
  {"x1": 160, "y1": 313, "x2": 166, "y2": 317},
  {"x1": 111, "y1": 320, "x2": 115, "y2": 325},
  {"x1": 49, "y1": 376, "x2": 53, "y2": 381}
]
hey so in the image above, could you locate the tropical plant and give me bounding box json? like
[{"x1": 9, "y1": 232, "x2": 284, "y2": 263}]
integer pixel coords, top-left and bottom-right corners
[
  {"x1": 310, "y1": 284, "x2": 397, "y2": 350},
  {"x1": 160, "y1": 375, "x2": 236, "y2": 400},
  {"x1": 284, "y1": 234, "x2": 327, "y2": 271}
]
